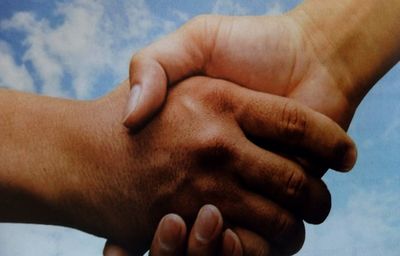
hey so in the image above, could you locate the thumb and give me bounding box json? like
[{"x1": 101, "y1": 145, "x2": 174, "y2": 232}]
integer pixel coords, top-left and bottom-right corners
[
  {"x1": 123, "y1": 55, "x2": 168, "y2": 129},
  {"x1": 123, "y1": 16, "x2": 215, "y2": 128}
]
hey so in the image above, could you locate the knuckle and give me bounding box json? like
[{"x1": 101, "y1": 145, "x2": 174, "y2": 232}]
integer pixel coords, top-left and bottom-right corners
[
  {"x1": 171, "y1": 77, "x2": 234, "y2": 112},
  {"x1": 198, "y1": 123, "x2": 228, "y2": 146},
  {"x1": 279, "y1": 101, "x2": 307, "y2": 140},
  {"x1": 200, "y1": 81, "x2": 226, "y2": 99},
  {"x1": 184, "y1": 15, "x2": 213, "y2": 37},
  {"x1": 285, "y1": 169, "x2": 307, "y2": 201},
  {"x1": 194, "y1": 124, "x2": 237, "y2": 166},
  {"x1": 199, "y1": 82, "x2": 235, "y2": 113}
]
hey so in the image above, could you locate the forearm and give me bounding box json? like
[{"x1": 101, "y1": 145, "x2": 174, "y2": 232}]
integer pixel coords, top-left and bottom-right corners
[
  {"x1": 0, "y1": 86, "x2": 131, "y2": 228},
  {"x1": 290, "y1": 0, "x2": 400, "y2": 104},
  {"x1": 0, "y1": 89, "x2": 83, "y2": 224}
]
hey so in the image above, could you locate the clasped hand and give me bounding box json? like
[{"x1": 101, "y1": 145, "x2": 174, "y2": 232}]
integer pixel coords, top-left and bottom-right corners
[
  {"x1": 96, "y1": 76, "x2": 355, "y2": 256},
  {"x1": 100, "y1": 12, "x2": 358, "y2": 256}
]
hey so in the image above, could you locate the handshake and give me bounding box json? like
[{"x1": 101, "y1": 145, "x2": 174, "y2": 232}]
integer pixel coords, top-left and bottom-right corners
[
  {"x1": 2, "y1": 0, "x2": 399, "y2": 255},
  {"x1": 104, "y1": 13, "x2": 358, "y2": 255}
]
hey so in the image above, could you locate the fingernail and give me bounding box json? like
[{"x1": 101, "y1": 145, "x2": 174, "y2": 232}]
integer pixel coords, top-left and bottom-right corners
[
  {"x1": 158, "y1": 215, "x2": 183, "y2": 252},
  {"x1": 223, "y1": 229, "x2": 243, "y2": 256},
  {"x1": 195, "y1": 205, "x2": 220, "y2": 244},
  {"x1": 123, "y1": 84, "x2": 141, "y2": 123}
]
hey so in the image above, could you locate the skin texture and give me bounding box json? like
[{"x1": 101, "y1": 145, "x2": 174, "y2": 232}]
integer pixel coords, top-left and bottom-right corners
[
  {"x1": 0, "y1": 77, "x2": 355, "y2": 256},
  {"x1": 124, "y1": 1, "x2": 400, "y2": 130},
  {"x1": 102, "y1": 77, "x2": 354, "y2": 255},
  {"x1": 124, "y1": 14, "x2": 355, "y2": 129},
  {"x1": 3, "y1": 0, "x2": 399, "y2": 254},
  {"x1": 118, "y1": 0, "x2": 400, "y2": 255}
]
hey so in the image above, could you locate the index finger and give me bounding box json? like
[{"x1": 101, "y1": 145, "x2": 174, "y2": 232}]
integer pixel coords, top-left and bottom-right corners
[{"x1": 231, "y1": 86, "x2": 357, "y2": 172}]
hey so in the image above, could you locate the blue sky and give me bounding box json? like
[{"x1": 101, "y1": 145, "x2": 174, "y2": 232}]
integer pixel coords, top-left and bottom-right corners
[{"x1": 0, "y1": 0, "x2": 399, "y2": 255}]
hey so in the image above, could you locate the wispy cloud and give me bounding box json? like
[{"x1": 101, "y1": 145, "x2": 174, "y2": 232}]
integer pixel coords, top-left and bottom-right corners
[
  {"x1": 2, "y1": 11, "x2": 72, "y2": 97},
  {"x1": 0, "y1": 0, "x2": 288, "y2": 99},
  {"x1": 0, "y1": 40, "x2": 35, "y2": 92},
  {"x1": 1, "y1": 1, "x2": 399, "y2": 256},
  {"x1": 0, "y1": 0, "x2": 181, "y2": 99},
  {"x1": 0, "y1": 224, "x2": 105, "y2": 256},
  {"x1": 300, "y1": 185, "x2": 400, "y2": 255}
]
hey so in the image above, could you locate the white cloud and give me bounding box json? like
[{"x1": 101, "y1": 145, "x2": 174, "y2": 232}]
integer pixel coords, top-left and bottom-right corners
[
  {"x1": 212, "y1": 0, "x2": 250, "y2": 15},
  {"x1": 0, "y1": 224, "x2": 105, "y2": 256},
  {"x1": 1, "y1": 11, "x2": 65, "y2": 97},
  {"x1": 0, "y1": 0, "x2": 177, "y2": 99},
  {"x1": 0, "y1": 0, "x2": 287, "y2": 99},
  {"x1": 118, "y1": 0, "x2": 155, "y2": 39},
  {"x1": 0, "y1": 40, "x2": 35, "y2": 92},
  {"x1": 300, "y1": 186, "x2": 400, "y2": 255},
  {"x1": 0, "y1": 1, "x2": 186, "y2": 255},
  {"x1": 1, "y1": 1, "x2": 398, "y2": 256}
]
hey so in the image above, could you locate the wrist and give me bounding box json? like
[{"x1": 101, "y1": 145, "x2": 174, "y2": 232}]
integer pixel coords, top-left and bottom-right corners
[
  {"x1": 0, "y1": 90, "x2": 92, "y2": 225},
  {"x1": 52, "y1": 82, "x2": 139, "y2": 233},
  {"x1": 286, "y1": 4, "x2": 357, "y2": 105},
  {"x1": 60, "y1": 82, "x2": 150, "y2": 241},
  {"x1": 0, "y1": 85, "x2": 136, "y2": 233},
  {"x1": 287, "y1": 0, "x2": 400, "y2": 107}
]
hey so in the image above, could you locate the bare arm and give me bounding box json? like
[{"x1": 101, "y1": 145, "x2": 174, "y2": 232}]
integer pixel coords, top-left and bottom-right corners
[
  {"x1": 0, "y1": 89, "x2": 94, "y2": 225},
  {"x1": 123, "y1": 0, "x2": 400, "y2": 130},
  {"x1": 0, "y1": 77, "x2": 356, "y2": 254},
  {"x1": 105, "y1": 0, "x2": 400, "y2": 254},
  {"x1": 291, "y1": 0, "x2": 400, "y2": 106}
]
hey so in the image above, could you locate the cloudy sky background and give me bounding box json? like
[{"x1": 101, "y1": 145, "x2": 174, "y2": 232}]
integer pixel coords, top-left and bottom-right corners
[{"x1": 0, "y1": 0, "x2": 399, "y2": 255}]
